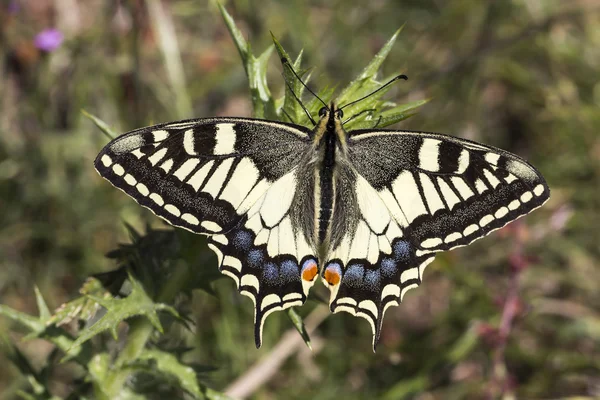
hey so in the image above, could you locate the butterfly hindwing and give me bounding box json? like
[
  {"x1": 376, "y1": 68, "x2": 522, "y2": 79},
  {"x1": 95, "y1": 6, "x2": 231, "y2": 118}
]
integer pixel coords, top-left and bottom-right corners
[
  {"x1": 95, "y1": 118, "x2": 319, "y2": 347},
  {"x1": 207, "y1": 167, "x2": 319, "y2": 348},
  {"x1": 320, "y1": 167, "x2": 435, "y2": 349}
]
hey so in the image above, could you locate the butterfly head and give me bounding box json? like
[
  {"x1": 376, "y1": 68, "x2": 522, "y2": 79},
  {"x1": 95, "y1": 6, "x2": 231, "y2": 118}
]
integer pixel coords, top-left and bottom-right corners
[{"x1": 313, "y1": 102, "x2": 348, "y2": 150}]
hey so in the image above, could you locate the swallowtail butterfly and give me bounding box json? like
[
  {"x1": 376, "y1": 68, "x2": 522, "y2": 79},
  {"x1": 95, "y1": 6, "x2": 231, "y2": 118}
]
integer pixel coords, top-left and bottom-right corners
[{"x1": 95, "y1": 70, "x2": 549, "y2": 350}]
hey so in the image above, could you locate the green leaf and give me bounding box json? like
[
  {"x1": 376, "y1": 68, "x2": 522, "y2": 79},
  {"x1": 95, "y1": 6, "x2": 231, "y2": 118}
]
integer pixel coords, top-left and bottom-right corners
[
  {"x1": 34, "y1": 286, "x2": 51, "y2": 322},
  {"x1": 272, "y1": 33, "x2": 308, "y2": 123},
  {"x1": 286, "y1": 308, "x2": 312, "y2": 350},
  {"x1": 133, "y1": 349, "x2": 203, "y2": 398},
  {"x1": 68, "y1": 272, "x2": 180, "y2": 351},
  {"x1": 357, "y1": 26, "x2": 403, "y2": 80},
  {"x1": 219, "y1": 3, "x2": 275, "y2": 119},
  {"x1": 48, "y1": 278, "x2": 109, "y2": 327},
  {"x1": 81, "y1": 110, "x2": 116, "y2": 140}
]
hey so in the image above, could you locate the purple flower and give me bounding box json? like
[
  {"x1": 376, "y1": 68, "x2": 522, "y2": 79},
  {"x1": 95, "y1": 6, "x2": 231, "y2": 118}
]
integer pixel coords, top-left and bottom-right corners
[
  {"x1": 34, "y1": 29, "x2": 63, "y2": 52},
  {"x1": 8, "y1": 1, "x2": 20, "y2": 13}
]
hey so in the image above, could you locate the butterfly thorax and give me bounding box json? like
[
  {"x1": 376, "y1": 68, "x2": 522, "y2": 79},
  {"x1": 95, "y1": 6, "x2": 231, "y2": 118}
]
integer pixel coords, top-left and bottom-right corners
[{"x1": 312, "y1": 103, "x2": 350, "y2": 255}]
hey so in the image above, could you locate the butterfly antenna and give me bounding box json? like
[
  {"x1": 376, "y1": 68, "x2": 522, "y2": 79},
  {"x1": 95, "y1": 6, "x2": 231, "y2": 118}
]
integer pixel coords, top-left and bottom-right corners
[
  {"x1": 284, "y1": 79, "x2": 316, "y2": 126},
  {"x1": 281, "y1": 58, "x2": 328, "y2": 109},
  {"x1": 339, "y1": 74, "x2": 408, "y2": 111}
]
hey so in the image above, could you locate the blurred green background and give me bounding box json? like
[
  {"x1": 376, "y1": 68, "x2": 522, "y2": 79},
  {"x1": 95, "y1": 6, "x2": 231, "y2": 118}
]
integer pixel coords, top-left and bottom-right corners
[{"x1": 1, "y1": 0, "x2": 599, "y2": 399}]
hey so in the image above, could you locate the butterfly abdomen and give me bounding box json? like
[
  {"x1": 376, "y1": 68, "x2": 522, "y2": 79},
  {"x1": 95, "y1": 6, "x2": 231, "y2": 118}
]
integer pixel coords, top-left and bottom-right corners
[{"x1": 315, "y1": 130, "x2": 337, "y2": 245}]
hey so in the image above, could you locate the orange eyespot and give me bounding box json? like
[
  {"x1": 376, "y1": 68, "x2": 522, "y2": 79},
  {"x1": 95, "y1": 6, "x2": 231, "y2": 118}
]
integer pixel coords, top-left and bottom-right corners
[
  {"x1": 301, "y1": 261, "x2": 318, "y2": 282},
  {"x1": 324, "y1": 267, "x2": 341, "y2": 286}
]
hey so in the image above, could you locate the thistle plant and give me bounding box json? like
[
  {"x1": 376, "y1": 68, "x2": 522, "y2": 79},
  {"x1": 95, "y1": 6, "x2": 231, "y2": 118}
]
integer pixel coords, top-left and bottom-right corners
[{"x1": 0, "y1": 5, "x2": 425, "y2": 399}]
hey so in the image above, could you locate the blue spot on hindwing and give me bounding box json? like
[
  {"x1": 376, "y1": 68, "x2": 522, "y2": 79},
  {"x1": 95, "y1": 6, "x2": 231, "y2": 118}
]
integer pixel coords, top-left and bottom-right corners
[
  {"x1": 233, "y1": 230, "x2": 253, "y2": 251},
  {"x1": 380, "y1": 258, "x2": 398, "y2": 278},
  {"x1": 343, "y1": 264, "x2": 364, "y2": 288},
  {"x1": 247, "y1": 249, "x2": 264, "y2": 268},
  {"x1": 393, "y1": 240, "x2": 411, "y2": 263},
  {"x1": 280, "y1": 259, "x2": 299, "y2": 283},
  {"x1": 364, "y1": 269, "x2": 381, "y2": 290},
  {"x1": 262, "y1": 262, "x2": 279, "y2": 283}
]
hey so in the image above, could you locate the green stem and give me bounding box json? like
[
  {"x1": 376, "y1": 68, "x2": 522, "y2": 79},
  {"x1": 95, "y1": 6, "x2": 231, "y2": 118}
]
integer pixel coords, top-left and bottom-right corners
[{"x1": 100, "y1": 263, "x2": 191, "y2": 397}]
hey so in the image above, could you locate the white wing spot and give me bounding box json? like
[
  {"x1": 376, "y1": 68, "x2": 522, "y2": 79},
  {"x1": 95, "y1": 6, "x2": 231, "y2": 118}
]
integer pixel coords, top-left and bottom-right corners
[
  {"x1": 181, "y1": 213, "x2": 199, "y2": 225},
  {"x1": 444, "y1": 232, "x2": 462, "y2": 243},
  {"x1": 495, "y1": 206, "x2": 509, "y2": 219},
  {"x1": 149, "y1": 193, "x2": 164, "y2": 206},
  {"x1": 124, "y1": 174, "x2": 137, "y2": 186},
  {"x1": 112, "y1": 164, "x2": 125, "y2": 176},
  {"x1": 382, "y1": 284, "x2": 400, "y2": 299},
  {"x1": 261, "y1": 294, "x2": 282, "y2": 311},
  {"x1": 131, "y1": 149, "x2": 144, "y2": 159},
  {"x1": 421, "y1": 237, "x2": 442, "y2": 248},
  {"x1": 457, "y1": 149, "x2": 470, "y2": 173},
  {"x1": 101, "y1": 155, "x2": 112, "y2": 167},
  {"x1": 419, "y1": 138, "x2": 441, "y2": 172},
  {"x1": 521, "y1": 191, "x2": 533, "y2": 203},
  {"x1": 164, "y1": 204, "x2": 181, "y2": 217},
  {"x1": 136, "y1": 183, "x2": 149, "y2": 196},
  {"x1": 212, "y1": 234, "x2": 228, "y2": 245},
  {"x1": 223, "y1": 256, "x2": 242, "y2": 272},
  {"x1": 485, "y1": 153, "x2": 500, "y2": 165},
  {"x1": 201, "y1": 221, "x2": 222, "y2": 232},
  {"x1": 400, "y1": 268, "x2": 418, "y2": 284},
  {"x1": 463, "y1": 224, "x2": 478, "y2": 236},
  {"x1": 479, "y1": 214, "x2": 494, "y2": 227},
  {"x1": 183, "y1": 129, "x2": 196, "y2": 155},
  {"x1": 534, "y1": 184, "x2": 545, "y2": 196},
  {"x1": 504, "y1": 173, "x2": 518, "y2": 184},
  {"x1": 152, "y1": 130, "x2": 169, "y2": 142},
  {"x1": 214, "y1": 123, "x2": 237, "y2": 155},
  {"x1": 358, "y1": 300, "x2": 378, "y2": 318},
  {"x1": 241, "y1": 275, "x2": 260, "y2": 292},
  {"x1": 283, "y1": 293, "x2": 303, "y2": 302},
  {"x1": 508, "y1": 200, "x2": 520, "y2": 211}
]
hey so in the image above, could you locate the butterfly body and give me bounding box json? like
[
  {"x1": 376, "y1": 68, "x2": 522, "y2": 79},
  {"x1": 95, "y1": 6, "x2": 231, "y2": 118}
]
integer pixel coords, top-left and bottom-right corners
[{"x1": 95, "y1": 101, "x2": 549, "y2": 350}]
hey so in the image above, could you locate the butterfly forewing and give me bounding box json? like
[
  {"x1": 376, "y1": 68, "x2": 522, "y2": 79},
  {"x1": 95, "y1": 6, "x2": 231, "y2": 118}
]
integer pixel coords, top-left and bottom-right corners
[{"x1": 94, "y1": 117, "x2": 319, "y2": 347}]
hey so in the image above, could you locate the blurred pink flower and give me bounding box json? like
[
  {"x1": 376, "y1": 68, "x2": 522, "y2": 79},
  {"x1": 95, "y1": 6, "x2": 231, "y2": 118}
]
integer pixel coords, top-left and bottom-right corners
[{"x1": 34, "y1": 29, "x2": 63, "y2": 52}]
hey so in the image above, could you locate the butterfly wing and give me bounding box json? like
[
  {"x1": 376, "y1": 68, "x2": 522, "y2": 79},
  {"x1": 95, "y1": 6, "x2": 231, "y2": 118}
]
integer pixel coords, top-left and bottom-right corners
[
  {"x1": 95, "y1": 118, "x2": 319, "y2": 347},
  {"x1": 322, "y1": 129, "x2": 549, "y2": 350}
]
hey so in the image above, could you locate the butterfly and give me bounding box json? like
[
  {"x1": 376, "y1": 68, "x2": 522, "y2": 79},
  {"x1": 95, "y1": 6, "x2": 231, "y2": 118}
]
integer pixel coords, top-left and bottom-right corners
[{"x1": 95, "y1": 69, "x2": 549, "y2": 350}]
